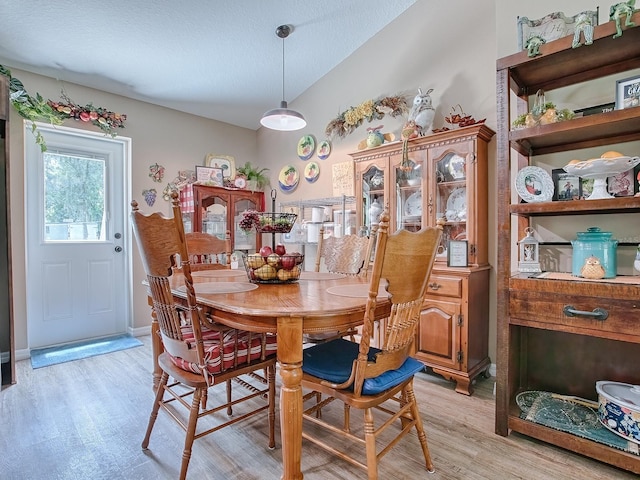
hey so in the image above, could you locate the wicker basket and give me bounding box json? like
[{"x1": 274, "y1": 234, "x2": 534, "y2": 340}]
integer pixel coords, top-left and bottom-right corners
[
  {"x1": 243, "y1": 253, "x2": 304, "y2": 284},
  {"x1": 254, "y1": 212, "x2": 297, "y2": 233}
]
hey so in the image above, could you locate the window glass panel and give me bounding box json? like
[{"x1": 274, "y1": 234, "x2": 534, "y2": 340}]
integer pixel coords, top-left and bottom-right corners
[{"x1": 43, "y1": 152, "x2": 106, "y2": 241}]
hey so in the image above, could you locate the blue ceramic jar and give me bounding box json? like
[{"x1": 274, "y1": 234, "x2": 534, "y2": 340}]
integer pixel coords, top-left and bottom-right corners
[{"x1": 571, "y1": 227, "x2": 618, "y2": 278}]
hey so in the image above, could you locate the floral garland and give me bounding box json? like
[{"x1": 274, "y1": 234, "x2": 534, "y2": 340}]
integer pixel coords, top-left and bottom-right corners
[
  {"x1": 325, "y1": 94, "x2": 409, "y2": 139},
  {"x1": 0, "y1": 64, "x2": 127, "y2": 151}
]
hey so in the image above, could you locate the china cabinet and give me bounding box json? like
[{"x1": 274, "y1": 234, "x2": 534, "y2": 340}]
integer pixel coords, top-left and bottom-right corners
[
  {"x1": 0, "y1": 74, "x2": 13, "y2": 385},
  {"x1": 496, "y1": 14, "x2": 640, "y2": 474},
  {"x1": 350, "y1": 124, "x2": 495, "y2": 395},
  {"x1": 191, "y1": 185, "x2": 264, "y2": 252}
]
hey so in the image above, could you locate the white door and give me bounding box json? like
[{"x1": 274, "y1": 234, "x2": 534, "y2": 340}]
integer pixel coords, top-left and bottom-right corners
[{"x1": 25, "y1": 123, "x2": 131, "y2": 348}]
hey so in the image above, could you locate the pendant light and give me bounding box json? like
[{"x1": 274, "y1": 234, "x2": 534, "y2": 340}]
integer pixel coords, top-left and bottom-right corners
[{"x1": 260, "y1": 24, "x2": 306, "y2": 131}]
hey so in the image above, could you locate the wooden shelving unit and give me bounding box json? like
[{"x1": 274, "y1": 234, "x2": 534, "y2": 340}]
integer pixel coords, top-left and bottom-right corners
[{"x1": 495, "y1": 13, "x2": 640, "y2": 474}]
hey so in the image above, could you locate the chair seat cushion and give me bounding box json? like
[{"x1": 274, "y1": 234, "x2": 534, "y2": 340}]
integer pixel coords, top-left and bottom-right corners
[
  {"x1": 302, "y1": 338, "x2": 424, "y2": 395},
  {"x1": 169, "y1": 325, "x2": 277, "y2": 375}
]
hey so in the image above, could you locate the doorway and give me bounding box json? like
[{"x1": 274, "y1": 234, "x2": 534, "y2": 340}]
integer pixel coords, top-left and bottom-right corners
[{"x1": 25, "y1": 123, "x2": 131, "y2": 348}]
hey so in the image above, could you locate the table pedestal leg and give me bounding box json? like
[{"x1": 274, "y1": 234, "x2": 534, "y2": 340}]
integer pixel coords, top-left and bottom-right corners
[{"x1": 277, "y1": 316, "x2": 304, "y2": 480}]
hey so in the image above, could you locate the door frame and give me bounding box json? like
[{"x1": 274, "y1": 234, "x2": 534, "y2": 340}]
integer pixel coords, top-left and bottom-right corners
[{"x1": 25, "y1": 121, "x2": 133, "y2": 347}]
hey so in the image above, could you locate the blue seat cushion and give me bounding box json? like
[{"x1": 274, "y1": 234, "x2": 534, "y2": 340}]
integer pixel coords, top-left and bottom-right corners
[{"x1": 302, "y1": 338, "x2": 424, "y2": 395}]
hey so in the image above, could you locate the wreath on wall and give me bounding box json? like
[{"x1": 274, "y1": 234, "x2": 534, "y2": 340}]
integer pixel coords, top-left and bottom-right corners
[
  {"x1": 0, "y1": 64, "x2": 127, "y2": 151},
  {"x1": 325, "y1": 94, "x2": 409, "y2": 140}
]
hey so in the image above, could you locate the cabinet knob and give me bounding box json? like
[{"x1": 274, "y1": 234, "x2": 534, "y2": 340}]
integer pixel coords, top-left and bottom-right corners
[
  {"x1": 428, "y1": 282, "x2": 440, "y2": 291},
  {"x1": 563, "y1": 305, "x2": 608, "y2": 321}
]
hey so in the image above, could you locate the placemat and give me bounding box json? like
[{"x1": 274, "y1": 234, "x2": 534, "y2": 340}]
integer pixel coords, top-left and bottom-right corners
[
  {"x1": 326, "y1": 283, "x2": 389, "y2": 299},
  {"x1": 178, "y1": 282, "x2": 258, "y2": 294},
  {"x1": 299, "y1": 271, "x2": 346, "y2": 281},
  {"x1": 517, "y1": 390, "x2": 639, "y2": 456},
  {"x1": 532, "y1": 272, "x2": 640, "y2": 285},
  {"x1": 192, "y1": 270, "x2": 246, "y2": 278}
]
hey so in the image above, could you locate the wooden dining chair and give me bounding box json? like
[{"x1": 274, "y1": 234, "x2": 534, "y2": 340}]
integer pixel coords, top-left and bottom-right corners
[
  {"x1": 314, "y1": 225, "x2": 374, "y2": 277},
  {"x1": 306, "y1": 226, "x2": 376, "y2": 344},
  {"x1": 301, "y1": 209, "x2": 442, "y2": 479},
  {"x1": 185, "y1": 231, "x2": 231, "y2": 270},
  {"x1": 131, "y1": 193, "x2": 277, "y2": 480}
]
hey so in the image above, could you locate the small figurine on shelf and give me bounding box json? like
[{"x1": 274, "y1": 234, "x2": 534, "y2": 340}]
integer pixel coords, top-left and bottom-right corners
[
  {"x1": 407, "y1": 88, "x2": 435, "y2": 136},
  {"x1": 610, "y1": 0, "x2": 636, "y2": 39},
  {"x1": 572, "y1": 12, "x2": 595, "y2": 48},
  {"x1": 525, "y1": 35, "x2": 546, "y2": 57},
  {"x1": 581, "y1": 255, "x2": 606, "y2": 279}
]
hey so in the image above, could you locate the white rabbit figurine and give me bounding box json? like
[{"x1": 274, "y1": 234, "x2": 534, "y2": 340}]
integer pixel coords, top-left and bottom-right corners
[{"x1": 408, "y1": 88, "x2": 435, "y2": 136}]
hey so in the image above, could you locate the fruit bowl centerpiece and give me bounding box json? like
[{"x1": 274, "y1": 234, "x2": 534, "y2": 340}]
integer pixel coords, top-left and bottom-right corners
[{"x1": 243, "y1": 245, "x2": 304, "y2": 284}]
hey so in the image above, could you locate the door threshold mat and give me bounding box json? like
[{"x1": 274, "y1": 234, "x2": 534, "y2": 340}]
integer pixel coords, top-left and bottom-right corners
[
  {"x1": 30, "y1": 334, "x2": 143, "y2": 369},
  {"x1": 517, "y1": 390, "x2": 639, "y2": 456}
]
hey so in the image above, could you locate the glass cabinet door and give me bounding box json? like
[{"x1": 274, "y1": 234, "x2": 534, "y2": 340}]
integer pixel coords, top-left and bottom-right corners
[
  {"x1": 201, "y1": 195, "x2": 228, "y2": 238},
  {"x1": 233, "y1": 197, "x2": 258, "y2": 251},
  {"x1": 434, "y1": 152, "x2": 467, "y2": 261},
  {"x1": 360, "y1": 165, "x2": 386, "y2": 235},
  {"x1": 394, "y1": 155, "x2": 423, "y2": 232}
]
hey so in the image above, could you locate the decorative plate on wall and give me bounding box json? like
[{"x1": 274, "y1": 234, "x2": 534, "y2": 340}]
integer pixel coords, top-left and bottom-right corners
[
  {"x1": 278, "y1": 164, "x2": 299, "y2": 192},
  {"x1": 304, "y1": 161, "x2": 320, "y2": 183},
  {"x1": 297, "y1": 135, "x2": 315, "y2": 160},
  {"x1": 317, "y1": 140, "x2": 331, "y2": 160},
  {"x1": 205, "y1": 154, "x2": 236, "y2": 179}
]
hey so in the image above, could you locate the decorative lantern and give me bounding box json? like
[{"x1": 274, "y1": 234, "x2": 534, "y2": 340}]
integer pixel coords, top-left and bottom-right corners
[{"x1": 518, "y1": 227, "x2": 541, "y2": 273}]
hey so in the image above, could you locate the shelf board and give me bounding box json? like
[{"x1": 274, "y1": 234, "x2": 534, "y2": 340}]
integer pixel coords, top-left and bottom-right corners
[
  {"x1": 509, "y1": 109, "x2": 640, "y2": 155},
  {"x1": 510, "y1": 196, "x2": 640, "y2": 216},
  {"x1": 508, "y1": 416, "x2": 640, "y2": 474}
]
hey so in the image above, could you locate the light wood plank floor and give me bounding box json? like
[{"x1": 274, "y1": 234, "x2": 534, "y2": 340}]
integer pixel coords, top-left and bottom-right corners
[{"x1": 0, "y1": 335, "x2": 635, "y2": 479}]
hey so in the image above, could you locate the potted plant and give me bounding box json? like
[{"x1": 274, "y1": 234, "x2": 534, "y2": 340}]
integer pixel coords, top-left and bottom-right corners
[{"x1": 236, "y1": 162, "x2": 270, "y2": 191}]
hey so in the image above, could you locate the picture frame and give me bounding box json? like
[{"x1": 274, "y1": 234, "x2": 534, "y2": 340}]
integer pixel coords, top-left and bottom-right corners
[
  {"x1": 635, "y1": 164, "x2": 640, "y2": 195},
  {"x1": 204, "y1": 154, "x2": 236, "y2": 179},
  {"x1": 607, "y1": 168, "x2": 635, "y2": 197},
  {"x1": 615, "y1": 75, "x2": 640, "y2": 110},
  {"x1": 195, "y1": 166, "x2": 224, "y2": 187},
  {"x1": 447, "y1": 240, "x2": 468, "y2": 267},
  {"x1": 552, "y1": 168, "x2": 581, "y2": 201}
]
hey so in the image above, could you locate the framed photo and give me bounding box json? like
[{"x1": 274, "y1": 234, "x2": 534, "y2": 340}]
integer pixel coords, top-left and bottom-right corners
[
  {"x1": 581, "y1": 177, "x2": 595, "y2": 198},
  {"x1": 634, "y1": 164, "x2": 640, "y2": 195},
  {"x1": 195, "y1": 166, "x2": 224, "y2": 186},
  {"x1": 615, "y1": 75, "x2": 640, "y2": 110},
  {"x1": 607, "y1": 168, "x2": 634, "y2": 197},
  {"x1": 552, "y1": 168, "x2": 581, "y2": 201},
  {"x1": 447, "y1": 240, "x2": 468, "y2": 267},
  {"x1": 204, "y1": 154, "x2": 236, "y2": 179}
]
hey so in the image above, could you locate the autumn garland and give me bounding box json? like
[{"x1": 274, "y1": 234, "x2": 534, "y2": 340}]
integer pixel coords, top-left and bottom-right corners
[{"x1": 325, "y1": 94, "x2": 409, "y2": 139}]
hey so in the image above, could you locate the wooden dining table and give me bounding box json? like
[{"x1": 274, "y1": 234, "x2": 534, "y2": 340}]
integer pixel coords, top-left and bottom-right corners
[{"x1": 146, "y1": 269, "x2": 391, "y2": 480}]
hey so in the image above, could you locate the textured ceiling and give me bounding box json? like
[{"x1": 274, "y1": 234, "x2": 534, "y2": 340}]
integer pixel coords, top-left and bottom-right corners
[{"x1": 0, "y1": 0, "x2": 416, "y2": 130}]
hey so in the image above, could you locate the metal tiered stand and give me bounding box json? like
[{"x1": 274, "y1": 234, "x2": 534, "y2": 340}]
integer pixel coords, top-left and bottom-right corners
[{"x1": 243, "y1": 189, "x2": 302, "y2": 284}]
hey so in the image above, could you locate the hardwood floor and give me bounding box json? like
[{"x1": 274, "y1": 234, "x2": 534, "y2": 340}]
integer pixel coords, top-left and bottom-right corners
[{"x1": 0, "y1": 335, "x2": 635, "y2": 479}]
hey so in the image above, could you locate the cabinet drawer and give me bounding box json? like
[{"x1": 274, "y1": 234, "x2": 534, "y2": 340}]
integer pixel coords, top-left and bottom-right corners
[
  {"x1": 510, "y1": 288, "x2": 640, "y2": 338},
  {"x1": 425, "y1": 275, "x2": 462, "y2": 298}
]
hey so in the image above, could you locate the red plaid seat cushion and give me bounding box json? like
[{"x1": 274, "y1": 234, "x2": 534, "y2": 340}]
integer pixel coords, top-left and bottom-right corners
[{"x1": 169, "y1": 324, "x2": 277, "y2": 375}]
